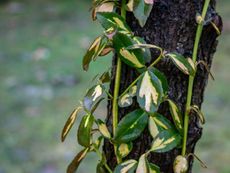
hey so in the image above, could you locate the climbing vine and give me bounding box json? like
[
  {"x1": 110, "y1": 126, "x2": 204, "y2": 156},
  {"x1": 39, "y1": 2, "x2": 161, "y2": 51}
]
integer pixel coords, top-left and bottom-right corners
[{"x1": 61, "y1": 0, "x2": 221, "y2": 172}]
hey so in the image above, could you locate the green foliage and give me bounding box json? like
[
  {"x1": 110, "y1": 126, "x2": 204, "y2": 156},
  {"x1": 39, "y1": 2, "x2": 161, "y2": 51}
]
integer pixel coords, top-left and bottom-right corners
[{"x1": 61, "y1": 0, "x2": 219, "y2": 172}]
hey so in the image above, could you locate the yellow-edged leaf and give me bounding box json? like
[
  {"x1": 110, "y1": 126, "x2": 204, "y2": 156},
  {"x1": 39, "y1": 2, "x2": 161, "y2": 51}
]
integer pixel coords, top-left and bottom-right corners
[{"x1": 61, "y1": 107, "x2": 82, "y2": 142}]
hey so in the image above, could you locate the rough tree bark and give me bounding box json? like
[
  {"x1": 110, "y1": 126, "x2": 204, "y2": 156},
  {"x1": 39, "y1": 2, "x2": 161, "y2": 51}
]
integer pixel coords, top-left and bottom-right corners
[{"x1": 103, "y1": 0, "x2": 222, "y2": 172}]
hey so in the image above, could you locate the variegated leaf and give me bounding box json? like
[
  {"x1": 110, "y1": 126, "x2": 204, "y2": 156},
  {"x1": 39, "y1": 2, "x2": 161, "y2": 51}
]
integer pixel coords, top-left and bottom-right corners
[
  {"x1": 166, "y1": 52, "x2": 195, "y2": 76},
  {"x1": 190, "y1": 105, "x2": 205, "y2": 124},
  {"x1": 61, "y1": 107, "x2": 82, "y2": 142},
  {"x1": 82, "y1": 36, "x2": 108, "y2": 71},
  {"x1": 77, "y1": 114, "x2": 94, "y2": 147},
  {"x1": 148, "y1": 163, "x2": 160, "y2": 173},
  {"x1": 96, "y1": 119, "x2": 111, "y2": 139},
  {"x1": 83, "y1": 84, "x2": 104, "y2": 112},
  {"x1": 136, "y1": 154, "x2": 148, "y2": 173},
  {"x1": 167, "y1": 99, "x2": 183, "y2": 134},
  {"x1": 137, "y1": 71, "x2": 163, "y2": 113},
  {"x1": 114, "y1": 159, "x2": 138, "y2": 173},
  {"x1": 96, "y1": 12, "x2": 131, "y2": 32},
  {"x1": 150, "y1": 129, "x2": 182, "y2": 153},
  {"x1": 67, "y1": 148, "x2": 89, "y2": 173},
  {"x1": 114, "y1": 109, "x2": 148, "y2": 143},
  {"x1": 92, "y1": 2, "x2": 115, "y2": 20},
  {"x1": 113, "y1": 32, "x2": 146, "y2": 68},
  {"x1": 117, "y1": 143, "x2": 133, "y2": 158}
]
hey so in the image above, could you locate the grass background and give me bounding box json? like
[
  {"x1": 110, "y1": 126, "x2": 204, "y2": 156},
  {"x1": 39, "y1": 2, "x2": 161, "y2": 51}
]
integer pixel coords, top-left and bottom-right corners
[{"x1": 0, "y1": 0, "x2": 229, "y2": 172}]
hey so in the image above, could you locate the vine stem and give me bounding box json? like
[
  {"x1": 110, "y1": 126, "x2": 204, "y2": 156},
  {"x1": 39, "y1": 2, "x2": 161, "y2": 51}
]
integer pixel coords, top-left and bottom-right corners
[
  {"x1": 182, "y1": 0, "x2": 210, "y2": 156},
  {"x1": 112, "y1": 0, "x2": 126, "y2": 164},
  {"x1": 94, "y1": 146, "x2": 113, "y2": 173}
]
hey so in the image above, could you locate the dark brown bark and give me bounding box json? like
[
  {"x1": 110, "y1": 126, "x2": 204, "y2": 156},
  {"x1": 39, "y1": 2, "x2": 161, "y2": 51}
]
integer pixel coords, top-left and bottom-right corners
[{"x1": 103, "y1": 0, "x2": 222, "y2": 172}]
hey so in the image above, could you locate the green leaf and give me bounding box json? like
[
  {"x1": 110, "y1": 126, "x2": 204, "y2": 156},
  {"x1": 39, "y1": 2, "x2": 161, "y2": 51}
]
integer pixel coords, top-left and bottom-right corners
[
  {"x1": 61, "y1": 107, "x2": 82, "y2": 142},
  {"x1": 137, "y1": 70, "x2": 163, "y2": 113},
  {"x1": 148, "y1": 113, "x2": 174, "y2": 138},
  {"x1": 82, "y1": 35, "x2": 108, "y2": 71},
  {"x1": 117, "y1": 143, "x2": 133, "y2": 158},
  {"x1": 166, "y1": 52, "x2": 195, "y2": 76},
  {"x1": 113, "y1": 32, "x2": 146, "y2": 68},
  {"x1": 150, "y1": 129, "x2": 182, "y2": 153},
  {"x1": 167, "y1": 99, "x2": 183, "y2": 134},
  {"x1": 114, "y1": 159, "x2": 137, "y2": 173},
  {"x1": 96, "y1": 119, "x2": 111, "y2": 139},
  {"x1": 67, "y1": 148, "x2": 89, "y2": 173},
  {"x1": 77, "y1": 114, "x2": 94, "y2": 147},
  {"x1": 136, "y1": 154, "x2": 148, "y2": 173},
  {"x1": 149, "y1": 67, "x2": 168, "y2": 94},
  {"x1": 83, "y1": 84, "x2": 104, "y2": 112},
  {"x1": 148, "y1": 163, "x2": 160, "y2": 173},
  {"x1": 96, "y1": 12, "x2": 131, "y2": 32},
  {"x1": 114, "y1": 109, "x2": 148, "y2": 143},
  {"x1": 96, "y1": 162, "x2": 107, "y2": 173},
  {"x1": 132, "y1": 0, "x2": 153, "y2": 27}
]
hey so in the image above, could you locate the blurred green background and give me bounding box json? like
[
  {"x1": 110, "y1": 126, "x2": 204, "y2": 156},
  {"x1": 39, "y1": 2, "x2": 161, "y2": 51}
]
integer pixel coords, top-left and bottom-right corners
[{"x1": 0, "y1": 0, "x2": 229, "y2": 173}]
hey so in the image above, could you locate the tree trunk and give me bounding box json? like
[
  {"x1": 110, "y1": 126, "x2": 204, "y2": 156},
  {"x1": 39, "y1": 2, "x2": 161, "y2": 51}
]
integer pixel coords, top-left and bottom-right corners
[{"x1": 103, "y1": 0, "x2": 222, "y2": 172}]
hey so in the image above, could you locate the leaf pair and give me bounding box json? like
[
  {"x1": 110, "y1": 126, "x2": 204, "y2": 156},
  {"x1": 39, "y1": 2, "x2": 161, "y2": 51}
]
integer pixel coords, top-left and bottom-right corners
[
  {"x1": 148, "y1": 113, "x2": 182, "y2": 153},
  {"x1": 97, "y1": 12, "x2": 150, "y2": 69},
  {"x1": 83, "y1": 35, "x2": 109, "y2": 71}
]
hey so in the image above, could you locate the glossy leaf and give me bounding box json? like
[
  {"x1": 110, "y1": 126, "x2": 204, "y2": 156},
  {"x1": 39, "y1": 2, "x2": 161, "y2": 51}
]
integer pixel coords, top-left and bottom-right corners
[
  {"x1": 82, "y1": 36, "x2": 108, "y2": 71},
  {"x1": 67, "y1": 148, "x2": 89, "y2": 173},
  {"x1": 113, "y1": 32, "x2": 146, "y2": 68},
  {"x1": 77, "y1": 114, "x2": 94, "y2": 147},
  {"x1": 148, "y1": 113, "x2": 174, "y2": 138},
  {"x1": 148, "y1": 163, "x2": 160, "y2": 173},
  {"x1": 83, "y1": 84, "x2": 104, "y2": 112},
  {"x1": 96, "y1": 12, "x2": 131, "y2": 32},
  {"x1": 91, "y1": 97, "x2": 105, "y2": 113},
  {"x1": 132, "y1": 0, "x2": 153, "y2": 27},
  {"x1": 137, "y1": 71, "x2": 163, "y2": 113},
  {"x1": 61, "y1": 107, "x2": 82, "y2": 142},
  {"x1": 149, "y1": 67, "x2": 168, "y2": 94},
  {"x1": 114, "y1": 109, "x2": 148, "y2": 143},
  {"x1": 150, "y1": 129, "x2": 182, "y2": 153},
  {"x1": 114, "y1": 159, "x2": 137, "y2": 173},
  {"x1": 167, "y1": 99, "x2": 183, "y2": 134},
  {"x1": 166, "y1": 52, "x2": 195, "y2": 76},
  {"x1": 117, "y1": 143, "x2": 133, "y2": 158},
  {"x1": 96, "y1": 119, "x2": 111, "y2": 139},
  {"x1": 136, "y1": 154, "x2": 148, "y2": 173}
]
